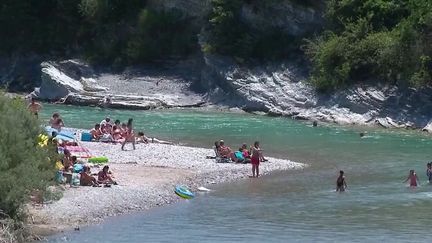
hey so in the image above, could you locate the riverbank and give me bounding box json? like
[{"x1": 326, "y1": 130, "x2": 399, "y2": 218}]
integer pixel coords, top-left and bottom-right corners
[{"x1": 28, "y1": 142, "x2": 305, "y2": 238}]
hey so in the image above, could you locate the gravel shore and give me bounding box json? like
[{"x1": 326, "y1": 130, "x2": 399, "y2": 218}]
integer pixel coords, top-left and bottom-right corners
[{"x1": 29, "y1": 142, "x2": 305, "y2": 236}]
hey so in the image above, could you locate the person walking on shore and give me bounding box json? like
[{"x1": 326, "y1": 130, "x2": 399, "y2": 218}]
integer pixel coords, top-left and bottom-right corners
[
  {"x1": 121, "y1": 118, "x2": 135, "y2": 150},
  {"x1": 27, "y1": 98, "x2": 42, "y2": 118},
  {"x1": 250, "y1": 141, "x2": 262, "y2": 178},
  {"x1": 336, "y1": 170, "x2": 347, "y2": 192}
]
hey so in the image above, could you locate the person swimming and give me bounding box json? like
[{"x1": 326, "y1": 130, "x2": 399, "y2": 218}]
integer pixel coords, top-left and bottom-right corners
[
  {"x1": 404, "y1": 169, "x2": 419, "y2": 187},
  {"x1": 336, "y1": 170, "x2": 347, "y2": 192}
]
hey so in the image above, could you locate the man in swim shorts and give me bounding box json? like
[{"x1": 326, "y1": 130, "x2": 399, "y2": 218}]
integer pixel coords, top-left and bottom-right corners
[{"x1": 27, "y1": 98, "x2": 42, "y2": 118}]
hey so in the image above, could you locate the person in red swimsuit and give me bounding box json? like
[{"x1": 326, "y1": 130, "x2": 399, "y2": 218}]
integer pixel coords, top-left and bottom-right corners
[
  {"x1": 250, "y1": 141, "x2": 262, "y2": 177},
  {"x1": 404, "y1": 169, "x2": 419, "y2": 187}
]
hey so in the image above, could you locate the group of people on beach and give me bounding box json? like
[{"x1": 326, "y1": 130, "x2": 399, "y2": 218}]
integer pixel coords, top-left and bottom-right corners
[
  {"x1": 90, "y1": 117, "x2": 136, "y2": 150},
  {"x1": 90, "y1": 117, "x2": 172, "y2": 150},
  {"x1": 213, "y1": 140, "x2": 267, "y2": 178},
  {"x1": 44, "y1": 112, "x2": 118, "y2": 187},
  {"x1": 60, "y1": 148, "x2": 116, "y2": 187}
]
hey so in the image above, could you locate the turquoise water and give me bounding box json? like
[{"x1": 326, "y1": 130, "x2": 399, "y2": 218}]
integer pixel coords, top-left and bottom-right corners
[{"x1": 43, "y1": 104, "x2": 432, "y2": 242}]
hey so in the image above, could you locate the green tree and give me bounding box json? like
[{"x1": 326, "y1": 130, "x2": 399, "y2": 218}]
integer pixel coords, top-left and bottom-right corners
[
  {"x1": 0, "y1": 95, "x2": 56, "y2": 219},
  {"x1": 306, "y1": 0, "x2": 432, "y2": 90}
]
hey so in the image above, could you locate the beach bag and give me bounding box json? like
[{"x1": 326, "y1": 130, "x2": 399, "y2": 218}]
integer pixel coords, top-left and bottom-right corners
[
  {"x1": 55, "y1": 171, "x2": 65, "y2": 183},
  {"x1": 81, "y1": 132, "x2": 92, "y2": 142},
  {"x1": 71, "y1": 173, "x2": 80, "y2": 186}
]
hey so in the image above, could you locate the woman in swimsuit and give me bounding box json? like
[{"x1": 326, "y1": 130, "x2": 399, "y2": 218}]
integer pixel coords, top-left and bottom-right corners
[
  {"x1": 404, "y1": 169, "x2": 419, "y2": 187},
  {"x1": 250, "y1": 141, "x2": 262, "y2": 177},
  {"x1": 121, "y1": 118, "x2": 136, "y2": 150},
  {"x1": 336, "y1": 170, "x2": 347, "y2": 192}
]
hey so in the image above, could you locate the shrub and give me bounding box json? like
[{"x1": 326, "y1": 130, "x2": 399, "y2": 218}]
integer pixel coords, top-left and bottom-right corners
[
  {"x1": 306, "y1": 0, "x2": 432, "y2": 90},
  {"x1": 0, "y1": 95, "x2": 56, "y2": 219}
]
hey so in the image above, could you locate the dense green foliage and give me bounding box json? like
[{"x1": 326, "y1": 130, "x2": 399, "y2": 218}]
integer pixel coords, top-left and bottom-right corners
[
  {"x1": 3, "y1": 0, "x2": 432, "y2": 90},
  {"x1": 0, "y1": 0, "x2": 198, "y2": 67},
  {"x1": 205, "y1": 0, "x2": 301, "y2": 61},
  {"x1": 0, "y1": 0, "x2": 305, "y2": 65},
  {"x1": 126, "y1": 9, "x2": 197, "y2": 64},
  {"x1": 0, "y1": 95, "x2": 55, "y2": 219},
  {"x1": 306, "y1": 0, "x2": 432, "y2": 90}
]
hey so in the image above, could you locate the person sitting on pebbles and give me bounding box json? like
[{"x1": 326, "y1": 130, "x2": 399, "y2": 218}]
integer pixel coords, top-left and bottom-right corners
[
  {"x1": 90, "y1": 124, "x2": 103, "y2": 141},
  {"x1": 218, "y1": 140, "x2": 237, "y2": 162},
  {"x1": 80, "y1": 166, "x2": 99, "y2": 187},
  {"x1": 98, "y1": 165, "x2": 117, "y2": 186},
  {"x1": 136, "y1": 131, "x2": 173, "y2": 145}
]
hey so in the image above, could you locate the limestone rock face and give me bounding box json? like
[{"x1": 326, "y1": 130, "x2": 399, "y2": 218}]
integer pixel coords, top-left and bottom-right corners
[
  {"x1": 32, "y1": 59, "x2": 206, "y2": 109},
  {"x1": 422, "y1": 121, "x2": 432, "y2": 133},
  {"x1": 33, "y1": 61, "x2": 105, "y2": 101},
  {"x1": 204, "y1": 54, "x2": 432, "y2": 129}
]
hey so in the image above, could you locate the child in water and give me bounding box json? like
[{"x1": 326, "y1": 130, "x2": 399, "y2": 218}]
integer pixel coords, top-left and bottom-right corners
[
  {"x1": 404, "y1": 170, "x2": 419, "y2": 187},
  {"x1": 336, "y1": 170, "x2": 347, "y2": 192}
]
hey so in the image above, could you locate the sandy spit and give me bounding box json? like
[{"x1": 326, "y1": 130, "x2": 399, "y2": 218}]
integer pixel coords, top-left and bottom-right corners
[{"x1": 29, "y1": 142, "x2": 306, "y2": 236}]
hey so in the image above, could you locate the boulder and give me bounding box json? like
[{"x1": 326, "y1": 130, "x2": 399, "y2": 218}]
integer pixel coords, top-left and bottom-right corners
[
  {"x1": 422, "y1": 121, "x2": 432, "y2": 133},
  {"x1": 36, "y1": 62, "x2": 84, "y2": 101}
]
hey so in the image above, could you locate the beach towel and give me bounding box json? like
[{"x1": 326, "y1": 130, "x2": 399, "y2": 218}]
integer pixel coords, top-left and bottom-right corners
[{"x1": 65, "y1": 146, "x2": 88, "y2": 152}]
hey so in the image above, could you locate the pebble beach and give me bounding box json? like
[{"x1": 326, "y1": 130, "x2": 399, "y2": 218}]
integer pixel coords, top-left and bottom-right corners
[{"x1": 29, "y1": 142, "x2": 306, "y2": 236}]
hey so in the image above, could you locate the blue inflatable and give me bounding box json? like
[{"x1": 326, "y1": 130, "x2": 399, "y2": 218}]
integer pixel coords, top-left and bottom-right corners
[
  {"x1": 45, "y1": 126, "x2": 76, "y2": 142},
  {"x1": 175, "y1": 185, "x2": 194, "y2": 199}
]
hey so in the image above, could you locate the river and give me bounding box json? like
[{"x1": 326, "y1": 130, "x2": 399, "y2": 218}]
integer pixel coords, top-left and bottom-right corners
[{"x1": 42, "y1": 104, "x2": 432, "y2": 242}]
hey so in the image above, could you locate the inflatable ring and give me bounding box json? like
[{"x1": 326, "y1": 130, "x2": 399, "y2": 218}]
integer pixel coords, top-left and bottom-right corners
[
  {"x1": 175, "y1": 185, "x2": 194, "y2": 199},
  {"x1": 88, "y1": 156, "x2": 109, "y2": 164}
]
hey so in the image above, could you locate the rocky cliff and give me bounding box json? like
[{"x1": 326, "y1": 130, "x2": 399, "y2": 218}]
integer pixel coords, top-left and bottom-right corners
[{"x1": 9, "y1": 0, "x2": 432, "y2": 131}]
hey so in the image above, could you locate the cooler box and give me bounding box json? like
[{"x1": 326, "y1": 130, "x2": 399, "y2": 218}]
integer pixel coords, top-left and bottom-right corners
[{"x1": 81, "y1": 132, "x2": 92, "y2": 141}]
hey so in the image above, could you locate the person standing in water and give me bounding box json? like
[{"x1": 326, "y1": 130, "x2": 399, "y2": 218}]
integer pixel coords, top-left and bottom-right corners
[
  {"x1": 250, "y1": 141, "x2": 262, "y2": 178},
  {"x1": 427, "y1": 163, "x2": 432, "y2": 184},
  {"x1": 27, "y1": 98, "x2": 42, "y2": 118},
  {"x1": 336, "y1": 170, "x2": 347, "y2": 192},
  {"x1": 121, "y1": 118, "x2": 135, "y2": 150},
  {"x1": 404, "y1": 169, "x2": 419, "y2": 187}
]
